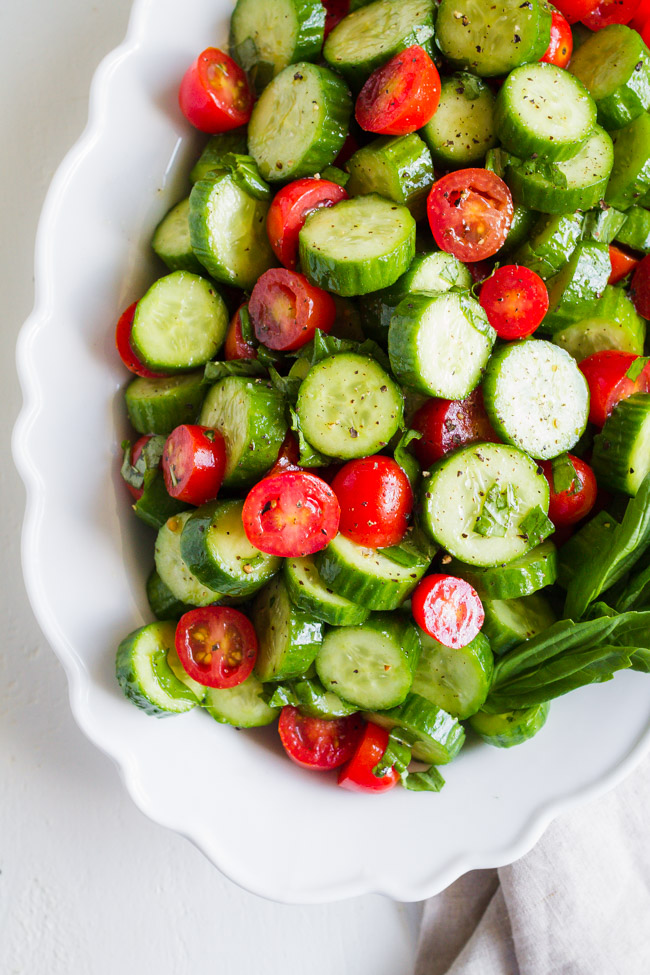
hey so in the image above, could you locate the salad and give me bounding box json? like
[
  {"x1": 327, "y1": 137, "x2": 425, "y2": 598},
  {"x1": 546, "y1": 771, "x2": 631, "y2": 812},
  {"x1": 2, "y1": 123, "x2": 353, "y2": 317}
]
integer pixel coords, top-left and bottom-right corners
[{"x1": 115, "y1": 0, "x2": 650, "y2": 796}]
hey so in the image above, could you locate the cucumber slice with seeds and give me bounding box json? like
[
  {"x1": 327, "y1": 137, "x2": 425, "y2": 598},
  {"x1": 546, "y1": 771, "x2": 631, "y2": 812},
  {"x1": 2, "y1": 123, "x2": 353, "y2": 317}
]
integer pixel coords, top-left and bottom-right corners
[
  {"x1": 284, "y1": 556, "x2": 370, "y2": 625},
  {"x1": 412, "y1": 629, "x2": 494, "y2": 720},
  {"x1": 151, "y1": 199, "x2": 203, "y2": 274},
  {"x1": 345, "y1": 133, "x2": 435, "y2": 220},
  {"x1": 421, "y1": 72, "x2": 498, "y2": 169},
  {"x1": 365, "y1": 693, "x2": 465, "y2": 764},
  {"x1": 125, "y1": 371, "x2": 207, "y2": 437},
  {"x1": 481, "y1": 593, "x2": 557, "y2": 655},
  {"x1": 204, "y1": 673, "x2": 280, "y2": 728},
  {"x1": 552, "y1": 285, "x2": 646, "y2": 359},
  {"x1": 155, "y1": 511, "x2": 223, "y2": 607},
  {"x1": 468, "y1": 702, "x2": 549, "y2": 748},
  {"x1": 569, "y1": 24, "x2": 650, "y2": 131},
  {"x1": 116, "y1": 621, "x2": 198, "y2": 716},
  {"x1": 446, "y1": 542, "x2": 559, "y2": 600},
  {"x1": 252, "y1": 576, "x2": 323, "y2": 682},
  {"x1": 591, "y1": 393, "x2": 650, "y2": 496}
]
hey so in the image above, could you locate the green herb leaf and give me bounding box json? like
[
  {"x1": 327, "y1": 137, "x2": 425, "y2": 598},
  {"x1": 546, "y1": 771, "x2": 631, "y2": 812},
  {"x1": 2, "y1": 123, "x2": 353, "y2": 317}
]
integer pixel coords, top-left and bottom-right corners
[
  {"x1": 308, "y1": 330, "x2": 392, "y2": 372},
  {"x1": 474, "y1": 482, "x2": 519, "y2": 538},
  {"x1": 625, "y1": 356, "x2": 649, "y2": 382},
  {"x1": 378, "y1": 524, "x2": 437, "y2": 568},
  {"x1": 289, "y1": 407, "x2": 333, "y2": 468},
  {"x1": 393, "y1": 428, "x2": 422, "y2": 490},
  {"x1": 551, "y1": 453, "x2": 580, "y2": 495},
  {"x1": 120, "y1": 435, "x2": 165, "y2": 490},
  {"x1": 238, "y1": 304, "x2": 256, "y2": 347},
  {"x1": 256, "y1": 344, "x2": 286, "y2": 369},
  {"x1": 519, "y1": 505, "x2": 555, "y2": 546},
  {"x1": 213, "y1": 153, "x2": 271, "y2": 201},
  {"x1": 456, "y1": 73, "x2": 484, "y2": 101},
  {"x1": 268, "y1": 364, "x2": 305, "y2": 406},
  {"x1": 202, "y1": 359, "x2": 266, "y2": 383},
  {"x1": 372, "y1": 729, "x2": 412, "y2": 779},
  {"x1": 458, "y1": 292, "x2": 495, "y2": 338},
  {"x1": 402, "y1": 766, "x2": 446, "y2": 792},
  {"x1": 319, "y1": 166, "x2": 350, "y2": 188},
  {"x1": 262, "y1": 684, "x2": 298, "y2": 709},
  {"x1": 517, "y1": 157, "x2": 569, "y2": 189},
  {"x1": 484, "y1": 148, "x2": 514, "y2": 179}
]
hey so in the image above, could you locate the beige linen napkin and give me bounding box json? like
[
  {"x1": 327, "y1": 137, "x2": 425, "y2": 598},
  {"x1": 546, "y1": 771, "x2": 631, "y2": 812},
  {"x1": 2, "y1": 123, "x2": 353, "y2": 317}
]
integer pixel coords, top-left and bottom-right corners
[{"x1": 415, "y1": 753, "x2": 650, "y2": 975}]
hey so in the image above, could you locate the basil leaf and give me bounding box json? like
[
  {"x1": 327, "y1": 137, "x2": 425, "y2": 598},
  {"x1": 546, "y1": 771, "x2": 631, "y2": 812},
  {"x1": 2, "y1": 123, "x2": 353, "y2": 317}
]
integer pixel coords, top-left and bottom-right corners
[
  {"x1": 456, "y1": 73, "x2": 483, "y2": 101},
  {"x1": 626, "y1": 356, "x2": 649, "y2": 382},
  {"x1": 517, "y1": 156, "x2": 569, "y2": 189},
  {"x1": 120, "y1": 435, "x2": 165, "y2": 490},
  {"x1": 309, "y1": 330, "x2": 392, "y2": 372},
  {"x1": 262, "y1": 684, "x2": 298, "y2": 709},
  {"x1": 238, "y1": 304, "x2": 256, "y2": 347},
  {"x1": 379, "y1": 524, "x2": 437, "y2": 567},
  {"x1": 518, "y1": 505, "x2": 555, "y2": 547},
  {"x1": 320, "y1": 165, "x2": 350, "y2": 188},
  {"x1": 458, "y1": 292, "x2": 495, "y2": 339},
  {"x1": 372, "y1": 729, "x2": 412, "y2": 779},
  {"x1": 615, "y1": 559, "x2": 650, "y2": 613},
  {"x1": 393, "y1": 428, "x2": 422, "y2": 490},
  {"x1": 474, "y1": 482, "x2": 519, "y2": 538},
  {"x1": 484, "y1": 147, "x2": 514, "y2": 179},
  {"x1": 218, "y1": 153, "x2": 271, "y2": 201},
  {"x1": 202, "y1": 359, "x2": 266, "y2": 382},
  {"x1": 256, "y1": 344, "x2": 286, "y2": 369},
  {"x1": 289, "y1": 407, "x2": 332, "y2": 468},
  {"x1": 551, "y1": 453, "x2": 580, "y2": 496},
  {"x1": 268, "y1": 362, "x2": 307, "y2": 406},
  {"x1": 402, "y1": 766, "x2": 446, "y2": 792}
]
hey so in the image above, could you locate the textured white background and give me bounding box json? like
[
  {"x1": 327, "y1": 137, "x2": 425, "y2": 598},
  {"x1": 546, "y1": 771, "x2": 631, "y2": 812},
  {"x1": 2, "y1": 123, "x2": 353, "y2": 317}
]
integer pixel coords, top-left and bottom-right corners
[{"x1": 1, "y1": 2, "x2": 420, "y2": 971}]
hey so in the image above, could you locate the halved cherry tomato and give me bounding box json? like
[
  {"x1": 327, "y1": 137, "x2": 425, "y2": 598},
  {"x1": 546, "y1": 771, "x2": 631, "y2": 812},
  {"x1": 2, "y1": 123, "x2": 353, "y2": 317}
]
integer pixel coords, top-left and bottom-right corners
[
  {"x1": 224, "y1": 304, "x2": 257, "y2": 360},
  {"x1": 249, "y1": 268, "x2": 336, "y2": 351},
  {"x1": 582, "y1": 0, "x2": 640, "y2": 28},
  {"x1": 124, "y1": 435, "x2": 157, "y2": 501},
  {"x1": 115, "y1": 302, "x2": 165, "y2": 378},
  {"x1": 427, "y1": 169, "x2": 514, "y2": 262},
  {"x1": 539, "y1": 454, "x2": 598, "y2": 526},
  {"x1": 630, "y1": 254, "x2": 650, "y2": 318},
  {"x1": 355, "y1": 45, "x2": 441, "y2": 136},
  {"x1": 175, "y1": 606, "x2": 258, "y2": 688},
  {"x1": 242, "y1": 471, "x2": 340, "y2": 557},
  {"x1": 540, "y1": 9, "x2": 573, "y2": 67},
  {"x1": 478, "y1": 265, "x2": 549, "y2": 339},
  {"x1": 323, "y1": 0, "x2": 349, "y2": 38},
  {"x1": 630, "y1": 0, "x2": 650, "y2": 43},
  {"x1": 161, "y1": 424, "x2": 226, "y2": 505},
  {"x1": 178, "y1": 47, "x2": 254, "y2": 134},
  {"x1": 411, "y1": 389, "x2": 500, "y2": 468},
  {"x1": 338, "y1": 723, "x2": 399, "y2": 793},
  {"x1": 331, "y1": 456, "x2": 413, "y2": 549},
  {"x1": 411, "y1": 574, "x2": 485, "y2": 649},
  {"x1": 268, "y1": 432, "x2": 302, "y2": 476},
  {"x1": 608, "y1": 244, "x2": 640, "y2": 285},
  {"x1": 266, "y1": 178, "x2": 349, "y2": 270},
  {"x1": 579, "y1": 350, "x2": 650, "y2": 426},
  {"x1": 554, "y1": 0, "x2": 598, "y2": 22},
  {"x1": 278, "y1": 707, "x2": 364, "y2": 770},
  {"x1": 334, "y1": 130, "x2": 361, "y2": 168}
]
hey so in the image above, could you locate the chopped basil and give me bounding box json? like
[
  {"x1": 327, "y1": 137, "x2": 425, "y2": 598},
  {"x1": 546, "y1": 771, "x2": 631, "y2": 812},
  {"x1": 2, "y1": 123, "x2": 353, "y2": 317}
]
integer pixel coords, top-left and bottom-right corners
[
  {"x1": 474, "y1": 482, "x2": 519, "y2": 538},
  {"x1": 518, "y1": 505, "x2": 554, "y2": 547},
  {"x1": 120, "y1": 435, "x2": 165, "y2": 490},
  {"x1": 551, "y1": 453, "x2": 579, "y2": 496},
  {"x1": 626, "y1": 356, "x2": 649, "y2": 382}
]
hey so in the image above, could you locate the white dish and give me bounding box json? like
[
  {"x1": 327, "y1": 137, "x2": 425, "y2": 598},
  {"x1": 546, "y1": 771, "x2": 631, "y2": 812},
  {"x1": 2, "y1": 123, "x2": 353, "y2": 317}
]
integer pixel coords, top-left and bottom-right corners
[{"x1": 14, "y1": 0, "x2": 650, "y2": 904}]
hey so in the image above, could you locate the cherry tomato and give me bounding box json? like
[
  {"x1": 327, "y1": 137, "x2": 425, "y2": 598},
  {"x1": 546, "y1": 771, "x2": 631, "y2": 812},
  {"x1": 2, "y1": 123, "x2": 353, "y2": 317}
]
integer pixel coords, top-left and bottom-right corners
[
  {"x1": 411, "y1": 574, "x2": 485, "y2": 649},
  {"x1": 582, "y1": 0, "x2": 641, "y2": 28},
  {"x1": 249, "y1": 268, "x2": 336, "y2": 351},
  {"x1": 427, "y1": 169, "x2": 514, "y2": 262},
  {"x1": 579, "y1": 350, "x2": 650, "y2": 425},
  {"x1": 553, "y1": 0, "x2": 598, "y2": 22},
  {"x1": 161, "y1": 424, "x2": 226, "y2": 506},
  {"x1": 539, "y1": 454, "x2": 598, "y2": 526},
  {"x1": 334, "y1": 130, "x2": 361, "y2": 168},
  {"x1": 608, "y1": 244, "x2": 640, "y2": 285},
  {"x1": 175, "y1": 606, "x2": 257, "y2": 688},
  {"x1": 411, "y1": 389, "x2": 500, "y2": 468},
  {"x1": 115, "y1": 302, "x2": 166, "y2": 378},
  {"x1": 266, "y1": 178, "x2": 349, "y2": 270},
  {"x1": 540, "y1": 9, "x2": 573, "y2": 67},
  {"x1": 224, "y1": 304, "x2": 257, "y2": 360},
  {"x1": 478, "y1": 265, "x2": 549, "y2": 339},
  {"x1": 355, "y1": 45, "x2": 441, "y2": 136},
  {"x1": 323, "y1": 0, "x2": 349, "y2": 38},
  {"x1": 242, "y1": 471, "x2": 340, "y2": 557},
  {"x1": 268, "y1": 432, "x2": 302, "y2": 476},
  {"x1": 331, "y1": 456, "x2": 413, "y2": 549},
  {"x1": 278, "y1": 707, "x2": 364, "y2": 770},
  {"x1": 338, "y1": 723, "x2": 399, "y2": 793},
  {"x1": 630, "y1": 0, "x2": 650, "y2": 43},
  {"x1": 630, "y1": 254, "x2": 650, "y2": 318},
  {"x1": 124, "y1": 435, "x2": 156, "y2": 501},
  {"x1": 178, "y1": 48, "x2": 254, "y2": 134},
  {"x1": 466, "y1": 259, "x2": 496, "y2": 285}
]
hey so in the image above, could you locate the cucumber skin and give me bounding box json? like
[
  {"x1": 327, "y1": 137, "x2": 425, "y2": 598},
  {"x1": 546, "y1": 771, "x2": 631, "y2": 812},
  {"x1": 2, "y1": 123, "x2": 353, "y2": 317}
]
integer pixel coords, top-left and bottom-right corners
[
  {"x1": 315, "y1": 537, "x2": 430, "y2": 611},
  {"x1": 190, "y1": 131, "x2": 248, "y2": 184},
  {"x1": 151, "y1": 199, "x2": 203, "y2": 274},
  {"x1": 412, "y1": 630, "x2": 494, "y2": 720},
  {"x1": 542, "y1": 241, "x2": 613, "y2": 334},
  {"x1": 283, "y1": 557, "x2": 370, "y2": 626},
  {"x1": 366, "y1": 693, "x2": 466, "y2": 764},
  {"x1": 510, "y1": 211, "x2": 584, "y2": 280},
  {"x1": 468, "y1": 702, "x2": 549, "y2": 748},
  {"x1": 252, "y1": 578, "x2": 324, "y2": 683},
  {"x1": 615, "y1": 206, "x2": 650, "y2": 252},
  {"x1": 204, "y1": 675, "x2": 280, "y2": 728},
  {"x1": 446, "y1": 542, "x2": 559, "y2": 600},
  {"x1": 569, "y1": 25, "x2": 650, "y2": 131},
  {"x1": 146, "y1": 569, "x2": 194, "y2": 621},
  {"x1": 345, "y1": 134, "x2": 435, "y2": 220},
  {"x1": 605, "y1": 112, "x2": 650, "y2": 210},
  {"x1": 125, "y1": 372, "x2": 207, "y2": 437},
  {"x1": 132, "y1": 471, "x2": 187, "y2": 531},
  {"x1": 591, "y1": 393, "x2": 650, "y2": 496},
  {"x1": 116, "y1": 622, "x2": 195, "y2": 717}
]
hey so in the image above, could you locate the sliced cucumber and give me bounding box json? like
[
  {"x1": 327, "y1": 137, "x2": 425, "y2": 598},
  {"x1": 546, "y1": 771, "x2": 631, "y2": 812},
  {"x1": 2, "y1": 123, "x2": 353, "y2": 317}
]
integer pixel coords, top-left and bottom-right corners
[
  {"x1": 199, "y1": 376, "x2": 288, "y2": 489},
  {"x1": 552, "y1": 285, "x2": 646, "y2": 359},
  {"x1": 482, "y1": 340, "x2": 590, "y2": 460},
  {"x1": 495, "y1": 62, "x2": 596, "y2": 162},
  {"x1": 299, "y1": 194, "x2": 416, "y2": 296},
  {"x1": 266, "y1": 675, "x2": 357, "y2": 718},
  {"x1": 146, "y1": 568, "x2": 194, "y2": 621},
  {"x1": 557, "y1": 509, "x2": 620, "y2": 589},
  {"x1": 436, "y1": 0, "x2": 552, "y2": 78},
  {"x1": 315, "y1": 613, "x2": 420, "y2": 710},
  {"x1": 468, "y1": 702, "x2": 549, "y2": 748},
  {"x1": 204, "y1": 672, "x2": 280, "y2": 728},
  {"x1": 166, "y1": 644, "x2": 206, "y2": 703},
  {"x1": 252, "y1": 575, "x2": 323, "y2": 682},
  {"x1": 582, "y1": 205, "x2": 627, "y2": 244},
  {"x1": 296, "y1": 352, "x2": 403, "y2": 459},
  {"x1": 591, "y1": 393, "x2": 650, "y2": 496},
  {"x1": 345, "y1": 133, "x2": 434, "y2": 220},
  {"x1": 542, "y1": 240, "x2": 612, "y2": 334},
  {"x1": 116, "y1": 621, "x2": 198, "y2": 716},
  {"x1": 366, "y1": 693, "x2": 465, "y2": 764},
  {"x1": 411, "y1": 628, "x2": 494, "y2": 720},
  {"x1": 510, "y1": 211, "x2": 584, "y2": 281},
  {"x1": 154, "y1": 511, "x2": 223, "y2": 607},
  {"x1": 180, "y1": 500, "x2": 281, "y2": 596},
  {"x1": 446, "y1": 541, "x2": 558, "y2": 600},
  {"x1": 151, "y1": 199, "x2": 203, "y2": 274},
  {"x1": 615, "y1": 206, "x2": 650, "y2": 253},
  {"x1": 284, "y1": 556, "x2": 370, "y2": 625},
  {"x1": 248, "y1": 63, "x2": 351, "y2": 182},
  {"x1": 388, "y1": 291, "x2": 496, "y2": 399},
  {"x1": 421, "y1": 72, "x2": 497, "y2": 168},
  {"x1": 605, "y1": 112, "x2": 650, "y2": 210},
  {"x1": 131, "y1": 470, "x2": 186, "y2": 531},
  {"x1": 482, "y1": 593, "x2": 557, "y2": 656},
  {"x1": 125, "y1": 371, "x2": 206, "y2": 437},
  {"x1": 421, "y1": 443, "x2": 551, "y2": 567},
  {"x1": 190, "y1": 130, "x2": 248, "y2": 184},
  {"x1": 569, "y1": 24, "x2": 650, "y2": 131}
]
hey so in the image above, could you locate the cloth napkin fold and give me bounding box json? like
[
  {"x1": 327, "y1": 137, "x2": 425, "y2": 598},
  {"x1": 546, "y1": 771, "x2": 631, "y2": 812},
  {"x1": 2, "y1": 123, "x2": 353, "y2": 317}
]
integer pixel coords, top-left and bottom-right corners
[{"x1": 415, "y1": 752, "x2": 650, "y2": 975}]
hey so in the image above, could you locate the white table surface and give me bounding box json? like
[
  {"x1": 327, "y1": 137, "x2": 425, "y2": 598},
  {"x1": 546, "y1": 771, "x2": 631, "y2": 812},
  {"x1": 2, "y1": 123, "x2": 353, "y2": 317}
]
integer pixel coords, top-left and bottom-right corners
[{"x1": 0, "y1": 2, "x2": 420, "y2": 971}]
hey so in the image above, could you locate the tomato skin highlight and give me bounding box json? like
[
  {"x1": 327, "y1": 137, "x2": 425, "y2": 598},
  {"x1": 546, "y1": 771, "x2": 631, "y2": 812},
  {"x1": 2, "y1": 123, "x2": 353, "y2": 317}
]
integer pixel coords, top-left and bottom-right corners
[
  {"x1": 355, "y1": 45, "x2": 441, "y2": 136},
  {"x1": 266, "y1": 178, "x2": 349, "y2": 270},
  {"x1": 411, "y1": 389, "x2": 500, "y2": 467},
  {"x1": 630, "y1": 254, "x2": 650, "y2": 319},
  {"x1": 161, "y1": 424, "x2": 226, "y2": 506},
  {"x1": 411, "y1": 574, "x2": 485, "y2": 650},
  {"x1": 553, "y1": 0, "x2": 598, "y2": 22},
  {"x1": 125, "y1": 435, "x2": 156, "y2": 501},
  {"x1": 175, "y1": 606, "x2": 258, "y2": 688},
  {"x1": 115, "y1": 302, "x2": 166, "y2": 378},
  {"x1": 224, "y1": 304, "x2": 257, "y2": 360},
  {"x1": 608, "y1": 244, "x2": 640, "y2": 285},
  {"x1": 331, "y1": 456, "x2": 413, "y2": 549},
  {"x1": 582, "y1": 0, "x2": 641, "y2": 28},
  {"x1": 278, "y1": 707, "x2": 364, "y2": 770},
  {"x1": 268, "y1": 432, "x2": 303, "y2": 476},
  {"x1": 540, "y1": 455, "x2": 598, "y2": 526},
  {"x1": 478, "y1": 265, "x2": 549, "y2": 339},
  {"x1": 249, "y1": 268, "x2": 336, "y2": 351},
  {"x1": 540, "y1": 9, "x2": 574, "y2": 67},
  {"x1": 427, "y1": 169, "x2": 514, "y2": 262},
  {"x1": 579, "y1": 350, "x2": 650, "y2": 426},
  {"x1": 338, "y1": 723, "x2": 399, "y2": 793},
  {"x1": 178, "y1": 47, "x2": 254, "y2": 134},
  {"x1": 242, "y1": 471, "x2": 341, "y2": 557}
]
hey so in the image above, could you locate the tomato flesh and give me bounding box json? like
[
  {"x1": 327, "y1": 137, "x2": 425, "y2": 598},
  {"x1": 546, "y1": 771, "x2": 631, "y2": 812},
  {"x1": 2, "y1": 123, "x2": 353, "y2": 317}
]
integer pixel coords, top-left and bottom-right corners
[
  {"x1": 115, "y1": 302, "x2": 166, "y2": 378},
  {"x1": 540, "y1": 454, "x2": 598, "y2": 526},
  {"x1": 268, "y1": 432, "x2": 302, "y2": 476},
  {"x1": 411, "y1": 389, "x2": 500, "y2": 468},
  {"x1": 249, "y1": 268, "x2": 336, "y2": 351},
  {"x1": 266, "y1": 178, "x2": 348, "y2": 270},
  {"x1": 175, "y1": 607, "x2": 258, "y2": 688},
  {"x1": 178, "y1": 47, "x2": 254, "y2": 133},
  {"x1": 224, "y1": 304, "x2": 257, "y2": 360},
  {"x1": 330, "y1": 456, "x2": 413, "y2": 549},
  {"x1": 630, "y1": 254, "x2": 650, "y2": 319},
  {"x1": 630, "y1": 0, "x2": 650, "y2": 43},
  {"x1": 355, "y1": 45, "x2": 441, "y2": 136},
  {"x1": 338, "y1": 723, "x2": 399, "y2": 793},
  {"x1": 279, "y1": 707, "x2": 364, "y2": 770},
  {"x1": 161, "y1": 424, "x2": 226, "y2": 506},
  {"x1": 579, "y1": 350, "x2": 650, "y2": 426},
  {"x1": 427, "y1": 169, "x2": 514, "y2": 262},
  {"x1": 553, "y1": 0, "x2": 598, "y2": 22},
  {"x1": 608, "y1": 244, "x2": 640, "y2": 285},
  {"x1": 412, "y1": 574, "x2": 484, "y2": 649},
  {"x1": 582, "y1": 0, "x2": 641, "y2": 28},
  {"x1": 479, "y1": 265, "x2": 549, "y2": 339},
  {"x1": 242, "y1": 472, "x2": 340, "y2": 557},
  {"x1": 540, "y1": 9, "x2": 573, "y2": 68},
  {"x1": 323, "y1": 0, "x2": 350, "y2": 38}
]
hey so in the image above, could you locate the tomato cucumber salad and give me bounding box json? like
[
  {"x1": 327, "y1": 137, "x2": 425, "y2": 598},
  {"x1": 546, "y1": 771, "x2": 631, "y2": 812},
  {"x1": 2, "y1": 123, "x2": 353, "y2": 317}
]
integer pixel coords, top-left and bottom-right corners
[{"x1": 115, "y1": 0, "x2": 650, "y2": 795}]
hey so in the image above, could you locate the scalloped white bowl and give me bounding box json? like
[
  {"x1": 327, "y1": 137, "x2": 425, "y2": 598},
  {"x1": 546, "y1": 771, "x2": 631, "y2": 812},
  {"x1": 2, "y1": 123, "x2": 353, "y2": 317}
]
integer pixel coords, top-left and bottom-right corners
[{"x1": 13, "y1": 0, "x2": 650, "y2": 904}]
